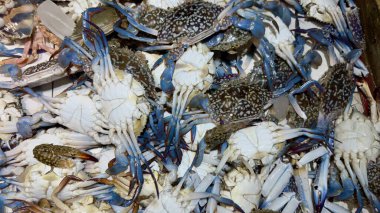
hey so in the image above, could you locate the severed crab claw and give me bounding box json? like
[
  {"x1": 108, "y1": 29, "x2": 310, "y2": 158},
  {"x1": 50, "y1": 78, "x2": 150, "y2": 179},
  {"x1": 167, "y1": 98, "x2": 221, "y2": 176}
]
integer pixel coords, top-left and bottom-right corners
[{"x1": 33, "y1": 144, "x2": 98, "y2": 170}]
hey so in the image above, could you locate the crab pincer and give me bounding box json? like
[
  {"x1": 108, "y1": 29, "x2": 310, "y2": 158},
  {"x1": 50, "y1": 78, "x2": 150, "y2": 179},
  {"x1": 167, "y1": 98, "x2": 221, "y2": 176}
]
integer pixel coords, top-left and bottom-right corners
[{"x1": 33, "y1": 144, "x2": 98, "y2": 169}]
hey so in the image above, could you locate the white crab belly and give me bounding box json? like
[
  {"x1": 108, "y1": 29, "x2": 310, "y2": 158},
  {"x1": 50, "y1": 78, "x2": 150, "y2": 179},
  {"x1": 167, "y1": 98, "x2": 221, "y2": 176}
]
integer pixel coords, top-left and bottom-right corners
[
  {"x1": 230, "y1": 178, "x2": 261, "y2": 213},
  {"x1": 59, "y1": 95, "x2": 99, "y2": 134},
  {"x1": 229, "y1": 125, "x2": 276, "y2": 159},
  {"x1": 145, "y1": 191, "x2": 185, "y2": 213},
  {"x1": 335, "y1": 121, "x2": 375, "y2": 153},
  {"x1": 99, "y1": 82, "x2": 139, "y2": 125}
]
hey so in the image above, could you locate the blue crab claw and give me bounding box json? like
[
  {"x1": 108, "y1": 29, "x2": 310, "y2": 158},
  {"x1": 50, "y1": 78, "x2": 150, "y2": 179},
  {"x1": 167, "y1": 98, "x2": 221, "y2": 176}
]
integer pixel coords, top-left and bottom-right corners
[
  {"x1": 336, "y1": 177, "x2": 355, "y2": 200},
  {"x1": 57, "y1": 38, "x2": 92, "y2": 69},
  {"x1": 188, "y1": 93, "x2": 209, "y2": 112},
  {"x1": 205, "y1": 33, "x2": 225, "y2": 48},
  {"x1": 293, "y1": 35, "x2": 306, "y2": 60},
  {"x1": 313, "y1": 154, "x2": 329, "y2": 212},
  {"x1": 258, "y1": 38, "x2": 276, "y2": 91},
  {"x1": 327, "y1": 169, "x2": 343, "y2": 198},
  {"x1": 106, "y1": 151, "x2": 130, "y2": 175},
  {"x1": 231, "y1": 15, "x2": 265, "y2": 39},
  {"x1": 263, "y1": 1, "x2": 292, "y2": 26},
  {"x1": 301, "y1": 50, "x2": 322, "y2": 68},
  {"x1": 305, "y1": 28, "x2": 334, "y2": 46},
  {"x1": 108, "y1": 192, "x2": 135, "y2": 207},
  {"x1": 160, "y1": 59, "x2": 175, "y2": 93},
  {"x1": 0, "y1": 43, "x2": 23, "y2": 58},
  {"x1": 0, "y1": 64, "x2": 22, "y2": 81}
]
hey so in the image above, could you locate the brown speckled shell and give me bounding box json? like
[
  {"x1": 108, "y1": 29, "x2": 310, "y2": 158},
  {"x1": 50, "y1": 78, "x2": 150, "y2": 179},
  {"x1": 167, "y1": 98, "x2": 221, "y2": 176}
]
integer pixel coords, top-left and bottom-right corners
[{"x1": 207, "y1": 76, "x2": 272, "y2": 124}]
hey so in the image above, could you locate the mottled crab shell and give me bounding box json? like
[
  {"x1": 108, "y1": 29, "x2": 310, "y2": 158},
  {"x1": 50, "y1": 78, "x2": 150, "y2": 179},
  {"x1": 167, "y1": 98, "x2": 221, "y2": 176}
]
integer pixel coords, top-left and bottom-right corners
[
  {"x1": 139, "y1": 0, "x2": 224, "y2": 42},
  {"x1": 287, "y1": 92, "x2": 320, "y2": 128},
  {"x1": 368, "y1": 161, "x2": 380, "y2": 197},
  {"x1": 109, "y1": 40, "x2": 157, "y2": 100},
  {"x1": 209, "y1": 26, "x2": 252, "y2": 52},
  {"x1": 319, "y1": 63, "x2": 355, "y2": 120},
  {"x1": 344, "y1": 7, "x2": 365, "y2": 48},
  {"x1": 207, "y1": 76, "x2": 273, "y2": 124}
]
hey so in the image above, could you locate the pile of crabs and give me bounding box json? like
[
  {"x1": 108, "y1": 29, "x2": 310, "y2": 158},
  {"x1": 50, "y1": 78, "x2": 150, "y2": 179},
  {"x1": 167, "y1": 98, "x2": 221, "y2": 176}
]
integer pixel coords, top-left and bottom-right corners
[{"x1": 0, "y1": 0, "x2": 379, "y2": 212}]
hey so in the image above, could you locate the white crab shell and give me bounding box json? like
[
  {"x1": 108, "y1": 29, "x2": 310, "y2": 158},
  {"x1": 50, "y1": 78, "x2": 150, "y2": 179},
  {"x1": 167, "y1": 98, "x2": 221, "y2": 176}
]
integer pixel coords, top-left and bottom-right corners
[
  {"x1": 222, "y1": 168, "x2": 261, "y2": 213},
  {"x1": 335, "y1": 111, "x2": 380, "y2": 161},
  {"x1": 173, "y1": 43, "x2": 215, "y2": 91},
  {"x1": 228, "y1": 121, "x2": 285, "y2": 166}
]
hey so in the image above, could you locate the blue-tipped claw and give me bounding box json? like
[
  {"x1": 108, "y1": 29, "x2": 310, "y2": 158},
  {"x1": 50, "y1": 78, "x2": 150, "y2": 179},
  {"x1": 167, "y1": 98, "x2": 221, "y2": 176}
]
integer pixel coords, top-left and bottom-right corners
[
  {"x1": 301, "y1": 50, "x2": 322, "y2": 68},
  {"x1": 232, "y1": 16, "x2": 265, "y2": 39},
  {"x1": 258, "y1": 38, "x2": 276, "y2": 91},
  {"x1": 106, "y1": 152, "x2": 129, "y2": 175},
  {"x1": 160, "y1": 59, "x2": 175, "y2": 93},
  {"x1": 327, "y1": 181, "x2": 343, "y2": 198},
  {"x1": 327, "y1": 167, "x2": 343, "y2": 198},
  {"x1": 188, "y1": 93, "x2": 209, "y2": 112},
  {"x1": 263, "y1": 1, "x2": 292, "y2": 26}
]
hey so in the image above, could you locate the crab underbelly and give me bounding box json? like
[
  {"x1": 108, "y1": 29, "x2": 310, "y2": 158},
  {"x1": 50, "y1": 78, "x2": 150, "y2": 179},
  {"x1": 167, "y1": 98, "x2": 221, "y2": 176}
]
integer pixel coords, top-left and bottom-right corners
[
  {"x1": 59, "y1": 95, "x2": 99, "y2": 134},
  {"x1": 335, "y1": 132, "x2": 374, "y2": 153},
  {"x1": 231, "y1": 126, "x2": 276, "y2": 159},
  {"x1": 99, "y1": 82, "x2": 139, "y2": 126}
]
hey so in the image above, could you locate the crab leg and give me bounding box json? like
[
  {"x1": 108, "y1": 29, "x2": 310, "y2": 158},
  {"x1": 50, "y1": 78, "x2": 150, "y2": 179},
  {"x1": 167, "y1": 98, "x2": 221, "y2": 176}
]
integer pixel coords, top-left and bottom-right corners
[
  {"x1": 261, "y1": 162, "x2": 293, "y2": 206},
  {"x1": 294, "y1": 166, "x2": 314, "y2": 212},
  {"x1": 206, "y1": 176, "x2": 221, "y2": 212},
  {"x1": 324, "y1": 200, "x2": 350, "y2": 213},
  {"x1": 342, "y1": 153, "x2": 365, "y2": 212},
  {"x1": 52, "y1": 175, "x2": 83, "y2": 212},
  {"x1": 297, "y1": 146, "x2": 330, "y2": 167},
  {"x1": 282, "y1": 196, "x2": 300, "y2": 213},
  {"x1": 264, "y1": 192, "x2": 295, "y2": 211}
]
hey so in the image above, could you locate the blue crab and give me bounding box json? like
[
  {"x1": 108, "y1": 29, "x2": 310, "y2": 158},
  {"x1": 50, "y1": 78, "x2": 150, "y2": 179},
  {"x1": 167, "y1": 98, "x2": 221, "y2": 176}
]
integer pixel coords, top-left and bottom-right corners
[
  {"x1": 284, "y1": 50, "x2": 361, "y2": 211},
  {"x1": 104, "y1": 0, "x2": 269, "y2": 93},
  {"x1": 16, "y1": 17, "x2": 162, "y2": 207}
]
